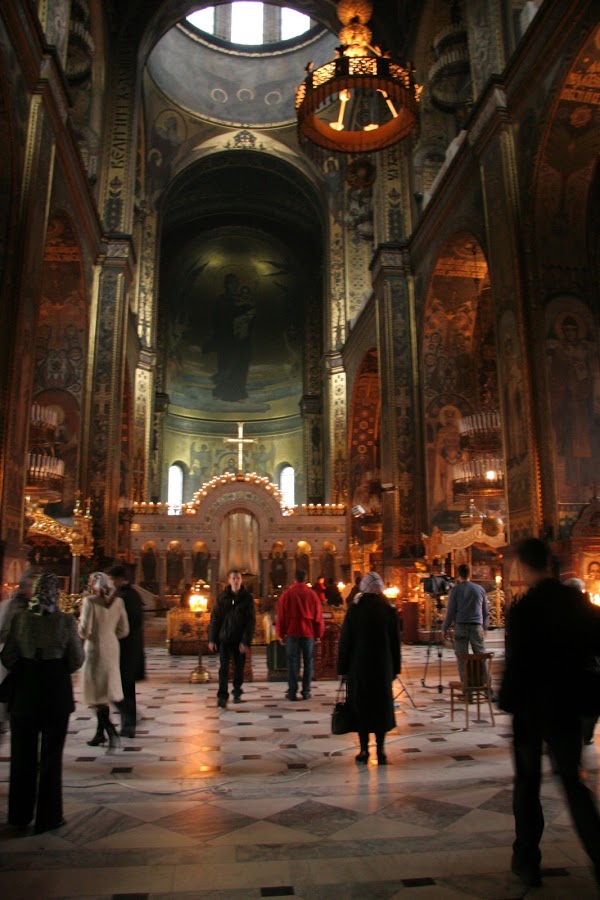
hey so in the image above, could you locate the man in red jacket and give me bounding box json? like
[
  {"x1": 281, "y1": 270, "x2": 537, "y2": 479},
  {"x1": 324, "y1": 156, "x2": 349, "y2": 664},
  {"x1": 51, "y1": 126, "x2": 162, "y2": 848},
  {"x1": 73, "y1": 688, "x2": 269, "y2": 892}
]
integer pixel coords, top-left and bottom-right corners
[{"x1": 277, "y1": 570, "x2": 325, "y2": 701}]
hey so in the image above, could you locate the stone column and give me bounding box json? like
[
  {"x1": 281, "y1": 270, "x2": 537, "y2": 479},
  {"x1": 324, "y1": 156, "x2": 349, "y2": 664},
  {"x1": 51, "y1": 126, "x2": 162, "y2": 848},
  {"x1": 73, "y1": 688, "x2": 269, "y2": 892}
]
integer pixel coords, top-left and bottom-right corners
[
  {"x1": 324, "y1": 353, "x2": 346, "y2": 503},
  {"x1": 209, "y1": 552, "x2": 219, "y2": 600},
  {"x1": 84, "y1": 239, "x2": 135, "y2": 557},
  {"x1": 1, "y1": 92, "x2": 57, "y2": 569},
  {"x1": 470, "y1": 85, "x2": 541, "y2": 538},
  {"x1": 157, "y1": 551, "x2": 167, "y2": 600},
  {"x1": 260, "y1": 552, "x2": 270, "y2": 599},
  {"x1": 371, "y1": 244, "x2": 423, "y2": 564}
]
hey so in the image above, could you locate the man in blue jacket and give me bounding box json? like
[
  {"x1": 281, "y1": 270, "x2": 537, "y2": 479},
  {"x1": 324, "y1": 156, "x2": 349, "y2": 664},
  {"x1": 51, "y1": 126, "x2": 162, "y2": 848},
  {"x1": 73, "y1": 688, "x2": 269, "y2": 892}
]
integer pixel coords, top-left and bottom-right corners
[{"x1": 442, "y1": 563, "x2": 489, "y2": 682}]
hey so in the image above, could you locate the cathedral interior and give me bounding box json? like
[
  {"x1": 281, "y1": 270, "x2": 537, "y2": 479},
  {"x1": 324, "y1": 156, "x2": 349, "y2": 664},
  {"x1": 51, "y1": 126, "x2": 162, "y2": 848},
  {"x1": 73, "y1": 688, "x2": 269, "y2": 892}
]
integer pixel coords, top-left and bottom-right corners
[{"x1": 1, "y1": 0, "x2": 600, "y2": 896}]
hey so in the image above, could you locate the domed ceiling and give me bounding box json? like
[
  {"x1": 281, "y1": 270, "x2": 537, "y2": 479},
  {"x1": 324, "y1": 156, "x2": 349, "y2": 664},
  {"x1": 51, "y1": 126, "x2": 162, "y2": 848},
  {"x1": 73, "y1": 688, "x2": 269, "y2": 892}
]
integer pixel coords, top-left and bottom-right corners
[{"x1": 147, "y1": 17, "x2": 337, "y2": 127}]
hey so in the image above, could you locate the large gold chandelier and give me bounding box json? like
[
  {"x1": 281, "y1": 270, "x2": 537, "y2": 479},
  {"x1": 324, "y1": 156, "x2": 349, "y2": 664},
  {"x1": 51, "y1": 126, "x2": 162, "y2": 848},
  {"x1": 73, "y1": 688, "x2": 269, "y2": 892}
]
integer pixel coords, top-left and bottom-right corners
[{"x1": 295, "y1": 0, "x2": 420, "y2": 154}]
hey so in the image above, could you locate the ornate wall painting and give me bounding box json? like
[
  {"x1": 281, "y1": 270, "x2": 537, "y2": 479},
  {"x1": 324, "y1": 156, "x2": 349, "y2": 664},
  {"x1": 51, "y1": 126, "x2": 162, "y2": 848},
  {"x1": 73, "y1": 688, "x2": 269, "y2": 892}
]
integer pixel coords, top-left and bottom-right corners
[
  {"x1": 545, "y1": 295, "x2": 600, "y2": 504},
  {"x1": 497, "y1": 309, "x2": 530, "y2": 517},
  {"x1": 348, "y1": 351, "x2": 380, "y2": 542},
  {"x1": 160, "y1": 226, "x2": 305, "y2": 421},
  {"x1": 34, "y1": 388, "x2": 80, "y2": 518}
]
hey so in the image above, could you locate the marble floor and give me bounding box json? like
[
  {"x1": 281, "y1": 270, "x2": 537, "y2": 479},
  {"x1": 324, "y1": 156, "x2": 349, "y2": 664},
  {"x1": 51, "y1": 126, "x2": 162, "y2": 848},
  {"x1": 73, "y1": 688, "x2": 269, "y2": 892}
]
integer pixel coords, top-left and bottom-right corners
[{"x1": 1, "y1": 625, "x2": 599, "y2": 899}]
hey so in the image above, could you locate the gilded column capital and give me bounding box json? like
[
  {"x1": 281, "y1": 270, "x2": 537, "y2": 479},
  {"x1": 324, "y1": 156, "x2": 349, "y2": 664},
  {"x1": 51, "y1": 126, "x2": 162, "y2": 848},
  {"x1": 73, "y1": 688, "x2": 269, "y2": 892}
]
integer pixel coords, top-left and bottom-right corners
[{"x1": 370, "y1": 242, "x2": 411, "y2": 284}]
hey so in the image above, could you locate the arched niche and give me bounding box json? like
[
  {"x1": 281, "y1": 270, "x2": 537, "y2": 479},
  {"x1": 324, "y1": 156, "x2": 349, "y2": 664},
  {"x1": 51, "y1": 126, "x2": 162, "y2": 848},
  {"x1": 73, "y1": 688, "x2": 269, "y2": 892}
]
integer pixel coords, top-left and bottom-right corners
[
  {"x1": 219, "y1": 508, "x2": 260, "y2": 584},
  {"x1": 347, "y1": 349, "x2": 381, "y2": 538},
  {"x1": 422, "y1": 233, "x2": 502, "y2": 532},
  {"x1": 192, "y1": 540, "x2": 210, "y2": 582},
  {"x1": 295, "y1": 540, "x2": 312, "y2": 580},
  {"x1": 33, "y1": 212, "x2": 87, "y2": 517},
  {"x1": 156, "y1": 148, "x2": 325, "y2": 503}
]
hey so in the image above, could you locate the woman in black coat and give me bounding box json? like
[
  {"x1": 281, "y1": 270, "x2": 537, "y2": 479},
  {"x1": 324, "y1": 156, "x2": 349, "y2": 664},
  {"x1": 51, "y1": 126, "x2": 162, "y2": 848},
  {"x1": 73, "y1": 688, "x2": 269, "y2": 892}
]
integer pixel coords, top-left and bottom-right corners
[
  {"x1": 337, "y1": 571, "x2": 401, "y2": 765},
  {"x1": 1, "y1": 573, "x2": 83, "y2": 832}
]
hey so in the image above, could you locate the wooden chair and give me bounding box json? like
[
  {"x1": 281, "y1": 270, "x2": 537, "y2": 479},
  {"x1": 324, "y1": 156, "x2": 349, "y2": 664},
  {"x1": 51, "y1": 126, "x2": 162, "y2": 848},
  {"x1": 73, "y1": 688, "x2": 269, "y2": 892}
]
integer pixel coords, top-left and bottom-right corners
[{"x1": 449, "y1": 652, "x2": 495, "y2": 729}]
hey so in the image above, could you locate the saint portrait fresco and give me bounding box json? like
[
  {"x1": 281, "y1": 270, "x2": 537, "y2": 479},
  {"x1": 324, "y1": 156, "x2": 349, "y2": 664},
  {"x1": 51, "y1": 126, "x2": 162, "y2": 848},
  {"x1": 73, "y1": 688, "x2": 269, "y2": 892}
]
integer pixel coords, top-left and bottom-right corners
[{"x1": 160, "y1": 226, "x2": 306, "y2": 421}]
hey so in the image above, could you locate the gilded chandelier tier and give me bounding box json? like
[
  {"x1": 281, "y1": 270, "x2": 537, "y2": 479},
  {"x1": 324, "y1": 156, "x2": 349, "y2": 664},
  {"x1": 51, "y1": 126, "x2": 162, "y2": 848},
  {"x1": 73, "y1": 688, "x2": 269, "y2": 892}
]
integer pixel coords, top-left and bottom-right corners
[{"x1": 295, "y1": 0, "x2": 420, "y2": 153}]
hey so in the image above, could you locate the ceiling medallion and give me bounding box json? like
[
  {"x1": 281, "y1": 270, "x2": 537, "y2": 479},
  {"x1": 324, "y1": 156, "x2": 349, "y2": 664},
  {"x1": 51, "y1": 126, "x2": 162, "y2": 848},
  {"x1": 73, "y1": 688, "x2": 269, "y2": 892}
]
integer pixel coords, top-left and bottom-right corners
[{"x1": 295, "y1": 0, "x2": 420, "y2": 154}]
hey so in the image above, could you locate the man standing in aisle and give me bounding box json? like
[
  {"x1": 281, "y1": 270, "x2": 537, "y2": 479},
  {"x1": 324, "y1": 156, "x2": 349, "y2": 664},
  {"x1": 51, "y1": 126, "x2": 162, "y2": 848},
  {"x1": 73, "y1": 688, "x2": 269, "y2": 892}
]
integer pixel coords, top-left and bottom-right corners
[
  {"x1": 442, "y1": 563, "x2": 489, "y2": 682},
  {"x1": 499, "y1": 538, "x2": 600, "y2": 889},
  {"x1": 107, "y1": 564, "x2": 146, "y2": 738},
  {"x1": 208, "y1": 569, "x2": 255, "y2": 708},
  {"x1": 277, "y1": 570, "x2": 325, "y2": 701}
]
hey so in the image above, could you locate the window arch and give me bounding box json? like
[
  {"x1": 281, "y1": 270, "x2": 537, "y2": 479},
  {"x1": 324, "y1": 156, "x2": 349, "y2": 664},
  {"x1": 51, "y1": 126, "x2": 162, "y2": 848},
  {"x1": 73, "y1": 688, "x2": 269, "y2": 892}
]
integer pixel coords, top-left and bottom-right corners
[
  {"x1": 167, "y1": 463, "x2": 184, "y2": 513},
  {"x1": 279, "y1": 464, "x2": 295, "y2": 507}
]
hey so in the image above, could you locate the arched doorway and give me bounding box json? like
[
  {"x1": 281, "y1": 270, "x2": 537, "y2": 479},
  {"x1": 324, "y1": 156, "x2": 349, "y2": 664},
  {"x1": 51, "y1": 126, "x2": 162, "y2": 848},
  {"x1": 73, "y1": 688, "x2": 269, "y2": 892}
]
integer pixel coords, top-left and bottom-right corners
[
  {"x1": 422, "y1": 233, "x2": 504, "y2": 533},
  {"x1": 219, "y1": 508, "x2": 260, "y2": 592}
]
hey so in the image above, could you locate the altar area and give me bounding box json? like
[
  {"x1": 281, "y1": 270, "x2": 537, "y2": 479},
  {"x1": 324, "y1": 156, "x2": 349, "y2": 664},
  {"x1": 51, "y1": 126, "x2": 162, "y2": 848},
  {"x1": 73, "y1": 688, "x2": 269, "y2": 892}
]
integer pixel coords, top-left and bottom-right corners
[{"x1": 129, "y1": 471, "x2": 348, "y2": 602}]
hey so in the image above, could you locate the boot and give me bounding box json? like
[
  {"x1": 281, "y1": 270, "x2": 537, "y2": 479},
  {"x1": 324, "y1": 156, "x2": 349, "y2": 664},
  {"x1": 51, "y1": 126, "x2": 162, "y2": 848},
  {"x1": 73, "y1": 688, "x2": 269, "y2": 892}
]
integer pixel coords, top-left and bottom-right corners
[
  {"x1": 98, "y1": 705, "x2": 120, "y2": 750},
  {"x1": 356, "y1": 731, "x2": 369, "y2": 763},
  {"x1": 87, "y1": 709, "x2": 106, "y2": 746}
]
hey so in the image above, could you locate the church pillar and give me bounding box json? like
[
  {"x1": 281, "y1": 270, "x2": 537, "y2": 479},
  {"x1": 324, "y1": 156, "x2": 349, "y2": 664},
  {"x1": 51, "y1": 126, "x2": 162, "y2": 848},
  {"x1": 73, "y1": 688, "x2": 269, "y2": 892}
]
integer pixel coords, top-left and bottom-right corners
[
  {"x1": 324, "y1": 353, "x2": 346, "y2": 503},
  {"x1": 98, "y1": 42, "x2": 139, "y2": 237},
  {"x1": 84, "y1": 240, "x2": 135, "y2": 558},
  {"x1": 157, "y1": 551, "x2": 167, "y2": 600},
  {"x1": 183, "y1": 553, "x2": 192, "y2": 586},
  {"x1": 209, "y1": 552, "x2": 219, "y2": 600},
  {"x1": 464, "y1": 1, "x2": 508, "y2": 103},
  {"x1": 371, "y1": 244, "x2": 423, "y2": 564},
  {"x1": 150, "y1": 393, "x2": 169, "y2": 502},
  {"x1": 301, "y1": 395, "x2": 323, "y2": 504},
  {"x1": 472, "y1": 86, "x2": 541, "y2": 538},
  {"x1": 0, "y1": 77, "x2": 59, "y2": 576},
  {"x1": 131, "y1": 203, "x2": 160, "y2": 503},
  {"x1": 260, "y1": 552, "x2": 270, "y2": 599}
]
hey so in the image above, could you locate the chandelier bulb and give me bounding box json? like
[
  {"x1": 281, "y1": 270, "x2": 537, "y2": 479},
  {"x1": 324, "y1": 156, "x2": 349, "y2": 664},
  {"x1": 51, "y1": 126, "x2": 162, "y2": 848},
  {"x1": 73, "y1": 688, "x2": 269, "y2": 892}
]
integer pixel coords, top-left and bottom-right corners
[{"x1": 329, "y1": 89, "x2": 351, "y2": 131}]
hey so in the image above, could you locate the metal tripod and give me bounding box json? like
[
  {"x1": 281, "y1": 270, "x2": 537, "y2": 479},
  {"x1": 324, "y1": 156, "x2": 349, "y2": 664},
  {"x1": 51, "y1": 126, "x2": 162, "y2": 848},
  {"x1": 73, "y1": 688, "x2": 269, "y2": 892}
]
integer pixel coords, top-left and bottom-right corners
[
  {"x1": 421, "y1": 603, "x2": 446, "y2": 693},
  {"x1": 394, "y1": 673, "x2": 417, "y2": 709}
]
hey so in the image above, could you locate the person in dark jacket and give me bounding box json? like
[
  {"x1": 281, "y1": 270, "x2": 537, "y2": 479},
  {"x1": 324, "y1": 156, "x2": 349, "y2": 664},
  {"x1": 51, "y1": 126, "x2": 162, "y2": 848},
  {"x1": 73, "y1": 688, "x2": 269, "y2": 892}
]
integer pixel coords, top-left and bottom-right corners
[
  {"x1": 337, "y1": 571, "x2": 401, "y2": 765},
  {"x1": 107, "y1": 564, "x2": 146, "y2": 738},
  {"x1": 499, "y1": 538, "x2": 600, "y2": 889},
  {"x1": 208, "y1": 569, "x2": 255, "y2": 708},
  {"x1": 1, "y1": 573, "x2": 83, "y2": 833},
  {"x1": 345, "y1": 575, "x2": 362, "y2": 607},
  {"x1": 325, "y1": 577, "x2": 343, "y2": 607}
]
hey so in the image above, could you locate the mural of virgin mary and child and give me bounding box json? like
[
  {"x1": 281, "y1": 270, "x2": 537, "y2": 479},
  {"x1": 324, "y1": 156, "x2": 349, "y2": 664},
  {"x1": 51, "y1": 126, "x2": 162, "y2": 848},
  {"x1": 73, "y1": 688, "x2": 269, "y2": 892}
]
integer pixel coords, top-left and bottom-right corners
[{"x1": 203, "y1": 273, "x2": 256, "y2": 402}]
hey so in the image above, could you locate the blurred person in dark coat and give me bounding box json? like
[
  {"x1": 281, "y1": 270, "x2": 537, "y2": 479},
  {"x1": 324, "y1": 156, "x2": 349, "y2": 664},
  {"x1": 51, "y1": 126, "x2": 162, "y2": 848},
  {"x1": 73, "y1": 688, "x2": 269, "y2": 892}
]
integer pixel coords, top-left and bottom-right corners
[
  {"x1": 107, "y1": 564, "x2": 146, "y2": 738},
  {"x1": 1, "y1": 573, "x2": 83, "y2": 833},
  {"x1": 499, "y1": 538, "x2": 600, "y2": 889},
  {"x1": 0, "y1": 569, "x2": 39, "y2": 735},
  {"x1": 337, "y1": 571, "x2": 401, "y2": 765}
]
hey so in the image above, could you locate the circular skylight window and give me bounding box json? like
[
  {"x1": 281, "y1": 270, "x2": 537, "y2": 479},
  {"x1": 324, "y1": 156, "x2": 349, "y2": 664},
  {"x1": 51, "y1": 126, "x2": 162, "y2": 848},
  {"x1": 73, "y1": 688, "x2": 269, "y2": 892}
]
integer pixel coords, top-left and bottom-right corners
[{"x1": 187, "y1": 3, "x2": 314, "y2": 47}]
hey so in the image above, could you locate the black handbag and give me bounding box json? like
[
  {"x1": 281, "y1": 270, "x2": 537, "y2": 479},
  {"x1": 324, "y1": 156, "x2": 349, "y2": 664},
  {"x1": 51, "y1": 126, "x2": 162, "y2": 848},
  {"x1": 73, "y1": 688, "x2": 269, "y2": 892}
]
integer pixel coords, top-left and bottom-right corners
[{"x1": 331, "y1": 679, "x2": 356, "y2": 734}]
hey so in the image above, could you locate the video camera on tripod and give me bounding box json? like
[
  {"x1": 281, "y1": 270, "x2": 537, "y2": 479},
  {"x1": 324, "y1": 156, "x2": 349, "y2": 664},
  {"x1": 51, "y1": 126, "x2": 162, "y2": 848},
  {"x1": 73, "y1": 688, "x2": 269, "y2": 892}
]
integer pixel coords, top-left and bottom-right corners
[
  {"x1": 420, "y1": 573, "x2": 455, "y2": 692},
  {"x1": 421, "y1": 574, "x2": 455, "y2": 609}
]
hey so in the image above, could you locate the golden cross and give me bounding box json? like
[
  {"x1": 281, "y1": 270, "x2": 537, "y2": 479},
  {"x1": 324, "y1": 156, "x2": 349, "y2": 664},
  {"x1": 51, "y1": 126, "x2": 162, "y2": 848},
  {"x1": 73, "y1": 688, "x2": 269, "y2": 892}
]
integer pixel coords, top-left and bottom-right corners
[{"x1": 224, "y1": 421, "x2": 256, "y2": 473}]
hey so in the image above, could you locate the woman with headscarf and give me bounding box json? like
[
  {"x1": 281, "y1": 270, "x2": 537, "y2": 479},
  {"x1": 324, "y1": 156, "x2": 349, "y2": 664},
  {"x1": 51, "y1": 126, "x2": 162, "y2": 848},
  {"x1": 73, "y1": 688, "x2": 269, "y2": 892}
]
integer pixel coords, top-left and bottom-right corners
[
  {"x1": 337, "y1": 571, "x2": 401, "y2": 765},
  {"x1": 0, "y1": 570, "x2": 39, "y2": 735},
  {"x1": 79, "y1": 572, "x2": 129, "y2": 748},
  {"x1": 1, "y1": 573, "x2": 83, "y2": 832}
]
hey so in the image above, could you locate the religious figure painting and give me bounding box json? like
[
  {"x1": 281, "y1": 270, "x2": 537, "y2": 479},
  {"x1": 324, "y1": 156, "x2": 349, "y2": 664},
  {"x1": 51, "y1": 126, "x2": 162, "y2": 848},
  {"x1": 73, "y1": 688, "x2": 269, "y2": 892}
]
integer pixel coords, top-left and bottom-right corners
[
  {"x1": 161, "y1": 226, "x2": 305, "y2": 420},
  {"x1": 545, "y1": 296, "x2": 600, "y2": 500}
]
